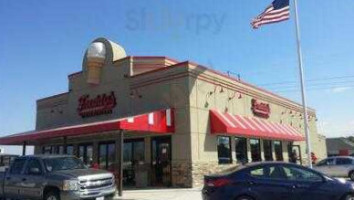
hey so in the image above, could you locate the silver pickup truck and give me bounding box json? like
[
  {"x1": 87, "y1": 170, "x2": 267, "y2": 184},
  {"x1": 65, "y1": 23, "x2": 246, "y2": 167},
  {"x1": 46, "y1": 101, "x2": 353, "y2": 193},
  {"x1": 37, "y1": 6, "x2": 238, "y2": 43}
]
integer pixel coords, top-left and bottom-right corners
[{"x1": 0, "y1": 155, "x2": 117, "y2": 200}]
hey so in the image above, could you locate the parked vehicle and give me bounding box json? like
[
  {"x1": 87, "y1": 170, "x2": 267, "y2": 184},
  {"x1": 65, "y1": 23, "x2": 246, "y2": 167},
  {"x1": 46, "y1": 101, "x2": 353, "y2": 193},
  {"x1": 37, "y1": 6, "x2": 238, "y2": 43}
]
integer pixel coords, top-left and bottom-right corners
[
  {"x1": 202, "y1": 162, "x2": 354, "y2": 200},
  {"x1": 314, "y1": 156, "x2": 354, "y2": 181},
  {"x1": 0, "y1": 155, "x2": 116, "y2": 200},
  {"x1": 0, "y1": 154, "x2": 18, "y2": 172}
]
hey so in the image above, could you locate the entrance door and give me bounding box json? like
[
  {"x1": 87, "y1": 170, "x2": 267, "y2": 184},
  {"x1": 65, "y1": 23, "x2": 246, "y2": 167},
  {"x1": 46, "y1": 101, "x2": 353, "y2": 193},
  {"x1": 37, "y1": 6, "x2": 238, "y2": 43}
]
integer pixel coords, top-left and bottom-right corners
[
  {"x1": 151, "y1": 136, "x2": 171, "y2": 187},
  {"x1": 123, "y1": 139, "x2": 145, "y2": 187}
]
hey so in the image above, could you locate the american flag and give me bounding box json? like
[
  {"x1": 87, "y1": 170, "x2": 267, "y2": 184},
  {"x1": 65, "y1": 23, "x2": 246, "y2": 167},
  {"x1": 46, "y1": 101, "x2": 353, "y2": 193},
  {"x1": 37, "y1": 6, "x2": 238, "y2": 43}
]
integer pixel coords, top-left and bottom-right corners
[{"x1": 251, "y1": 0, "x2": 290, "y2": 29}]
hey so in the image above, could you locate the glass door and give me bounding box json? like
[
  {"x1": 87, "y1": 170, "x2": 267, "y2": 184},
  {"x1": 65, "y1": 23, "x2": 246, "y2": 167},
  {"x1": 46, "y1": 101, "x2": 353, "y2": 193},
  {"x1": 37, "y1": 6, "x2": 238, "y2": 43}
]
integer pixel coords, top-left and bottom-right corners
[
  {"x1": 78, "y1": 143, "x2": 93, "y2": 167},
  {"x1": 151, "y1": 136, "x2": 171, "y2": 187},
  {"x1": 123, "y1": 139, "x2": 145, "y2": 187},
  {"x1": 99, "y1": 142, "x2": 116, "y2": 172}
]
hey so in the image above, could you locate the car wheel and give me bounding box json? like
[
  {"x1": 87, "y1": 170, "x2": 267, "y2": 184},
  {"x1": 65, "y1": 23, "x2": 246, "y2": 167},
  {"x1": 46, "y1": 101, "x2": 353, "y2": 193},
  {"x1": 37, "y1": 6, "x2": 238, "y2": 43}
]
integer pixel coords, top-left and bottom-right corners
[
  {"x1": 44, "y1": 190, "x2": 60, "y2": 200},
  {"x1": 349, "y1": 171, "x2": 354, "y2": 181},
  {"x1": 343, "y1": 194, "x2": 354, "y2": 200},
  {"x1": 237, "y1": 196, "x2": 254, "y2": 200}
]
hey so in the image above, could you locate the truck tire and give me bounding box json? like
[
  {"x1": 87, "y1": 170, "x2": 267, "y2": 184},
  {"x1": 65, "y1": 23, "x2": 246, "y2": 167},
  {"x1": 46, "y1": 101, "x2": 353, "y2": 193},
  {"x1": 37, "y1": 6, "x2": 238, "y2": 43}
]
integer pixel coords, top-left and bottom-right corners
[{"x1": 44, "y1": 190, "x2": 60, "y2": 200}]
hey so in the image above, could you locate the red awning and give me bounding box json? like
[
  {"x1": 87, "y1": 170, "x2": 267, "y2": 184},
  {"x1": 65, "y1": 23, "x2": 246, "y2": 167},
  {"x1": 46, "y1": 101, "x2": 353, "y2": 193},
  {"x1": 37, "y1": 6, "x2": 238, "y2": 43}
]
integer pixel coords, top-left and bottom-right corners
[
  {"x1": 0, "y1": 109, "x2": 174, "y2": 145},
  {"x1": 210, "y1": 109, "x2": 304, "y2": 141}
]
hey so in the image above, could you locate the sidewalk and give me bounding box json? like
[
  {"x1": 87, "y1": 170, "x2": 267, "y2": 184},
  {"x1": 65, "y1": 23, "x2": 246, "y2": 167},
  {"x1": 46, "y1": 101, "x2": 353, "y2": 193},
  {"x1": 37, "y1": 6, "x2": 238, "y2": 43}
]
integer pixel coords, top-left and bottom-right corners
[{"x1": 114, "y1": 188, "x2": 203, "y2": 200}]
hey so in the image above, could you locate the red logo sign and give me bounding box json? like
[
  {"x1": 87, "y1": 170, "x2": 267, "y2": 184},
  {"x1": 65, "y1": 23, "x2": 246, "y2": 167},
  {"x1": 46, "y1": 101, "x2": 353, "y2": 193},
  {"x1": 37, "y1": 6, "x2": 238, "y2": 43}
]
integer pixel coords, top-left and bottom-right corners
[
  {"x1": 77, "y1": 92, "x2": 116, "y2": 118},
  {"x1": 251, "y1": 99, "x2": 270, "y2": 118}
]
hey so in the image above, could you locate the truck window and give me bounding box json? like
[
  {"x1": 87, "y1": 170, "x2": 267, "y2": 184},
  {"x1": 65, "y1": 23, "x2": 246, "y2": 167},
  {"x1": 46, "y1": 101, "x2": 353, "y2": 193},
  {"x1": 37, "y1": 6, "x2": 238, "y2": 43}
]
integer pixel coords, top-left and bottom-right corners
[
  {"x1": 25, "y1": 159, "x2": 43, "y2": 175},
  {"x1": 10, "y1": 158, "x2": 26, "y2": 174}
]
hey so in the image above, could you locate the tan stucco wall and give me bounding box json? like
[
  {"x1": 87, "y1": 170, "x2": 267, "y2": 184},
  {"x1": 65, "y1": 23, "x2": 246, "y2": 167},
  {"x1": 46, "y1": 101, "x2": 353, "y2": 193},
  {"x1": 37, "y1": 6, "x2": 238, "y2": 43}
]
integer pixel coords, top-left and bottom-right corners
[{"x1": 187, "y1": 64, "x2": 326, "y2": 164}]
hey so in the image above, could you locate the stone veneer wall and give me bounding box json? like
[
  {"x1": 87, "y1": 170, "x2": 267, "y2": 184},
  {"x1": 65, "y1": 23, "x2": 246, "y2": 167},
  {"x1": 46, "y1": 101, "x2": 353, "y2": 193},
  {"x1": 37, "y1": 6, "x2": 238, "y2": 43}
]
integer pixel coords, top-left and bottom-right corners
[
  {"x1": 191, "y1": 162, "x2": 239, "y2": 187},
  {"x1": 172, "y1": 161, "x2": 240, "y2": 188}
]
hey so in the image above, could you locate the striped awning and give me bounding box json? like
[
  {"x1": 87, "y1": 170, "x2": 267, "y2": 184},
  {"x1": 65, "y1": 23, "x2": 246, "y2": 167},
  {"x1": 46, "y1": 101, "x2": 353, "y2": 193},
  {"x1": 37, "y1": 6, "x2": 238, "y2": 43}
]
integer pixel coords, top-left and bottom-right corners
[
  {"x1": 0, "y1": 109, "x2": 174, "y2": 145},
  {"x1": 210, "y1": 109, "x2": 304, "y2": 141}
]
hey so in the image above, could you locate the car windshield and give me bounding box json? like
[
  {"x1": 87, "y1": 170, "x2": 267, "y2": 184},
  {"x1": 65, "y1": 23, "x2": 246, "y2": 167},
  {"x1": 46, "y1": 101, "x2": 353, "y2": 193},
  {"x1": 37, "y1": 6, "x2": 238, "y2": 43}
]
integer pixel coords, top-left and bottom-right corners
[{"x1": 44, "y1": 157, "x2": 86, "y2": 172}]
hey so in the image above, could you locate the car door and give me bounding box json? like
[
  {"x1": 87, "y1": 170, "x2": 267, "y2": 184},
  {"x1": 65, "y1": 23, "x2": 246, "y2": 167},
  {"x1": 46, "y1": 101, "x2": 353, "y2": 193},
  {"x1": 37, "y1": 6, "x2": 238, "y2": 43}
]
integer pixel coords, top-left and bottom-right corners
[
  {"x1": 247, "y1": 164, "x2": 293, "y2": 200},
  {"x1": 3, "y1": 158, "x2": 27, "y2": 199},
  {"x1": 315, "y1": 158, "x2": 335, "y2": 176},
  {"x1": 334, "y1": 157, "x2": 354, "y2": 177},
  {"x1": 19, "y1": 158, "x2": 45, "y2": 200},
  {"x1": 281, "y1": 165, "x2": 331, "y2": 200}
]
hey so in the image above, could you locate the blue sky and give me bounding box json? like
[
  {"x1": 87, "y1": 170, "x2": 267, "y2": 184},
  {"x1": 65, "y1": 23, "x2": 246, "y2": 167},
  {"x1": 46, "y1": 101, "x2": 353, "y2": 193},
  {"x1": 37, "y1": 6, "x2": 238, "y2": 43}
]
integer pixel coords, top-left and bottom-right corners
[{"x1": 0, "y1": 0, "x2": 353, "y2": 154}]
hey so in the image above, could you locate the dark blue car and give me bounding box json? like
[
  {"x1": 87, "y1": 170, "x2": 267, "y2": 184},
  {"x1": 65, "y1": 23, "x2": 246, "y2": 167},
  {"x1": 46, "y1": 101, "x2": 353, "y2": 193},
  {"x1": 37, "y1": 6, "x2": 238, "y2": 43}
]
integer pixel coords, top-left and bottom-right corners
[{"x1": 202, "y1": 162, "x2": 354, "y2": 200}]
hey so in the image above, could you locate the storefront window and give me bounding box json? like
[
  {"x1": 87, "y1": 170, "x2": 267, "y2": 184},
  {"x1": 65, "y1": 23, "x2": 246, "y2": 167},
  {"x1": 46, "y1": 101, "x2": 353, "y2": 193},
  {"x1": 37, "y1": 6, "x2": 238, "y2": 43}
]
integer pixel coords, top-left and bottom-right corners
[
  {"x1": 274, "y1": 141, "x2": 283, "y2": 161},
  {"x1": 99, "y1": 142, "x2": 116, "y2": 172},
  {"x1": 235, "y1": 137, "x2": 248, "y2": 163},
  {"x1": 54, "y1": 146, "x2": 64, "y2": 154},
  {"x1": 263, "y1": 140, "x2": 273, "y2": 161},
  {"x1": 66, "y1": 145, "x2": 74, "y2": 155},
  {"x1": 42, "y1": 146, "x2": 53, "y2": 154},
  {"x1": 250, "y1": 139, "x2": 261, "y2": 162},
  {"x1": 78, "y1": 144, "x2": 93, "y2": 167},
  {"x1": 217, "y1": 136, "x2": 232, "y2": 164}
]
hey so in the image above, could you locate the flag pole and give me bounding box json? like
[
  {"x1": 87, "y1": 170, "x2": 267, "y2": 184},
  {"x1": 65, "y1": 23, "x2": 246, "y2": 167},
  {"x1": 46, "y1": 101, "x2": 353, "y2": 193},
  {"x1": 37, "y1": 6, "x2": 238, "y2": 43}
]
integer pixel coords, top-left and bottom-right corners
[{"x1": 293, "y1": 0, "x2": 312, "y2": 168}]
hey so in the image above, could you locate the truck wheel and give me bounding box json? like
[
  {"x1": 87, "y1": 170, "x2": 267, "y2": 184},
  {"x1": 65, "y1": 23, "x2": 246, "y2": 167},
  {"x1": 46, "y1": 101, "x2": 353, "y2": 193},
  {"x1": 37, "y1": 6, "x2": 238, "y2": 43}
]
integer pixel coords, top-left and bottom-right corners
[{"x1": 44, "y1": 190, "x2": 60, "y2": 200}]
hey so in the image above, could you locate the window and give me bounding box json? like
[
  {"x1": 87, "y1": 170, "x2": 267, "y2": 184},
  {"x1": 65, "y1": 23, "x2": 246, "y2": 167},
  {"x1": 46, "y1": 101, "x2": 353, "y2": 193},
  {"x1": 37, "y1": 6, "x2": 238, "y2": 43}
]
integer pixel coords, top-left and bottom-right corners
[
  {"x1": 78, "y1": 144, "x2": 93, "y2": 167},
  {"x1": 274, "y1": 141, "x2": 283, "y2": 161},
  {"x1": 317, "y1": 158, "x2": 335, "y2": 166},
  {"x1": 42, "y1": 146, "x2": 53, "y2": 154},
  {"x1": 66, "y1": 145, "x2": 74, "y2": 155},
  {"x1": 25, "y1": 159, "x2": 42, "y2": 175},
  {"x1": 235, "y1": 137, "x2": 248, "y2": 163},
  {"x1": 99, "y1": 142, "x2": 116, "y2": 171},
  {"x1": 282, "y1": 166, "x2": 323, "y2": 182},
  {"x1": 55, "y1": 146, "x2": 64, "y2": 154},
  {"x1": 217, "y1": 136, "x2": 232, "y2": 164},
  {"x1": 10, "y1": 158, "x2": 26, "y2": 174},
  {"x1": 250, "y1": 139, "x2": 261, "y2": 162},
  {"x1": 263, "y1": 140, "x2": 273, "y2": 161},
  {"x1": 336, "y1": 158, "x2": 353, "y2": 165},
  {"x1": 249, "y1": 165, "x2": 285, "y2": 180}
]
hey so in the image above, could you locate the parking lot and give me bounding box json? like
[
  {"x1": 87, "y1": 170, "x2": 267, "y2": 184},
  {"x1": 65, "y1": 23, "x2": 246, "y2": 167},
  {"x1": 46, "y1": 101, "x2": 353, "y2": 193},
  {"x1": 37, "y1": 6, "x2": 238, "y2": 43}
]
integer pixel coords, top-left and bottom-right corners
[
  {"x1": 114, "y1": 188, "x2": 203, "y2": 200},
  {"x1": 115, "y1": 179, "x2": 353, "y2": 200}
]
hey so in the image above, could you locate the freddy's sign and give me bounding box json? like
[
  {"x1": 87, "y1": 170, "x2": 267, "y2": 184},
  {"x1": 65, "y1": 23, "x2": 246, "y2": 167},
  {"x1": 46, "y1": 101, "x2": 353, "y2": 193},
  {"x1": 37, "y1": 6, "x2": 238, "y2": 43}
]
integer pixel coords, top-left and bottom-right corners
[
  {"x1": 77, "y1": 92, "x2": 116, "y2": 118},
  {"x1": 251, "y1": 99, "x2": 270, "y2": 118}
]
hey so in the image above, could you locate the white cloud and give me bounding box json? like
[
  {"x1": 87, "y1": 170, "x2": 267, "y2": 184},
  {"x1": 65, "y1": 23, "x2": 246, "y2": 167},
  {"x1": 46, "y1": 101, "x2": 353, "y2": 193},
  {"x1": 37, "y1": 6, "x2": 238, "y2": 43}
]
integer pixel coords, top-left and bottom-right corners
[
  {"x1": 331, "y1": 86, "x2": 352, "y2": 93},
  {"x1": 319, "y1": 119, "x2": 353, "y2": 138}
]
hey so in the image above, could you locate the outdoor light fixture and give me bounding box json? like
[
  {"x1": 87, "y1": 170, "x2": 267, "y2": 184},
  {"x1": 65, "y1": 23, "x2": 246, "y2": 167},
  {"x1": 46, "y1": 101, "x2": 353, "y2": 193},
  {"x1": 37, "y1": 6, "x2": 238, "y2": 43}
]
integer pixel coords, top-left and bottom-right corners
[
  {"x1": 238, "y1": 93, "x2": 242, "y2": 99},
  {"x1": 86, "y1": 42, "x2": 106, "y2": 84}
]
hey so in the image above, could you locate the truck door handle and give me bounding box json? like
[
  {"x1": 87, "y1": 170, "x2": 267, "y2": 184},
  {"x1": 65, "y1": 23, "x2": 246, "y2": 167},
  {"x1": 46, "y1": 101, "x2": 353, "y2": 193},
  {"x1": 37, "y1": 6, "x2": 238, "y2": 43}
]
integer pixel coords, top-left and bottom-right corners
[
  {"x1": 22, "y1": 178, "x2": 26, "y2": 182},
  {"x1": 6, "y1": 177, "x2": 11, "y2": 180}
]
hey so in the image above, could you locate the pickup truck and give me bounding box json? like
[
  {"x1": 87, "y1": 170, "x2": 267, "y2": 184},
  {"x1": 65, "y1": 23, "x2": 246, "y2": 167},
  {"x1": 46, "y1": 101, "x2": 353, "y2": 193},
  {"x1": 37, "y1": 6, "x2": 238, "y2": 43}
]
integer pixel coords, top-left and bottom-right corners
[{"x1": 0, "y1": 155, "x2": 117, "y2": 200}]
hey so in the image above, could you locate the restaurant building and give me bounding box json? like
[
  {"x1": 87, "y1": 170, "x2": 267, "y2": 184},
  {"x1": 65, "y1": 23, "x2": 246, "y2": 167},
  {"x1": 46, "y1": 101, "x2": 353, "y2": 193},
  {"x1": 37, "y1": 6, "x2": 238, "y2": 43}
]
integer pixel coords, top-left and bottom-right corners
[{"x1": 0, "y1": 38, "x2": 327, "y2": 188}]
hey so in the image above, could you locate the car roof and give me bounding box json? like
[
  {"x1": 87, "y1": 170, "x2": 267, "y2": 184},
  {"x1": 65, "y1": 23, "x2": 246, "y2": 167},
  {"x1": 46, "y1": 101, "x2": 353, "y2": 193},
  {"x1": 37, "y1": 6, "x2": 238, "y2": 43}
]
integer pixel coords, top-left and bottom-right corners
[
  {"x1": 242, "y1": 161, "x2": 298, "y2": 167},
  {"x1": 326, "y1": 156, "x2": 354, "y2": 159}
]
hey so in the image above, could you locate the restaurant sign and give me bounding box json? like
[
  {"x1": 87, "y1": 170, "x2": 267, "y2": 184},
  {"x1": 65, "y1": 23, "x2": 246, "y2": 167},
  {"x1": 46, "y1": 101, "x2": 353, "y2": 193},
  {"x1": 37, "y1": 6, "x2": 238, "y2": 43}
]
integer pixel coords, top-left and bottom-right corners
[
  {"x1": 251, "y1": 99, "x2": 270, "y2": 118},
  {"x1": 77, "y1": 92, "x2": 116, "y2": 118}
]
